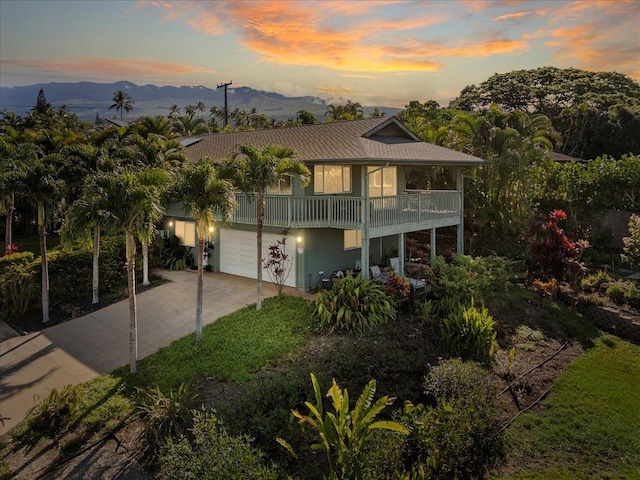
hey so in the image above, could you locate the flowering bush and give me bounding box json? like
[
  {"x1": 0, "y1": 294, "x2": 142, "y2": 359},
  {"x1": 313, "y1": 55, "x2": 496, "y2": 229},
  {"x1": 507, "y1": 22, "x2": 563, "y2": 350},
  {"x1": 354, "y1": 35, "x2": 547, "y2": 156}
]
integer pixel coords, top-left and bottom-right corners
[
  {"x1": 4, "y1": 243, "x2": 18, "y2": 256},
  {"x1": 528, "y1": 209, "x2": 590, "y2": 281}
]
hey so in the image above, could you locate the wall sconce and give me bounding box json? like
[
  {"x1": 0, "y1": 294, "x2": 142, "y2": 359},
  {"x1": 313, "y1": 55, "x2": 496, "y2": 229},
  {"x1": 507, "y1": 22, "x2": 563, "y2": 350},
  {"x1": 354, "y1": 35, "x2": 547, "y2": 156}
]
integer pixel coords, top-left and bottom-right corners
[
  {"x1": 296, "y1": 235, "x2": 304, "y2": 254},
  {"x1": 208, "y1": 226, "x2": 214, "y2": 241},
  {"x1": 168, "y1": 220, "x2": 174, "y2": 227}
]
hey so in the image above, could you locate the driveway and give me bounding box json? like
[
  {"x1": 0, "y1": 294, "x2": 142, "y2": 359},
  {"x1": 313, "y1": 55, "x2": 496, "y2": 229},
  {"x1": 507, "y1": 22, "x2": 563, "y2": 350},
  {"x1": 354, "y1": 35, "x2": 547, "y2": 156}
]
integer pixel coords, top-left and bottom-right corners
[{"x1": 0, "y1": 270, "x2": 312, "y2": 436}]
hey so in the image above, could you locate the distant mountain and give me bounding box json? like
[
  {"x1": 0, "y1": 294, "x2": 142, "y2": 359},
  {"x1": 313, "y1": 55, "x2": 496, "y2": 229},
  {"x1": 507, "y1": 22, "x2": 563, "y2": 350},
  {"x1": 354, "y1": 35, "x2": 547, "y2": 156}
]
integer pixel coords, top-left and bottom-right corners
[{"x1": 0, "y1": 81, "x2": 400, "y2": 123}]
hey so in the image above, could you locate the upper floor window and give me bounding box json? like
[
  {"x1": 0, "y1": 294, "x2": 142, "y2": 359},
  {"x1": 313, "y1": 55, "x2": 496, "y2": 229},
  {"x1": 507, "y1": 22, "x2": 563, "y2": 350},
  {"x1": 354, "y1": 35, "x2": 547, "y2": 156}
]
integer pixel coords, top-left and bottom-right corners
[
  {"x1": 267, "y1": 175, "x2": 292, "y2": 195},
  {"x1": 314, "y1": 165, "x2": 352, "y2": 194},
  {"x1": 368, "y1": 166, "x2": 397, "y2": 197}
]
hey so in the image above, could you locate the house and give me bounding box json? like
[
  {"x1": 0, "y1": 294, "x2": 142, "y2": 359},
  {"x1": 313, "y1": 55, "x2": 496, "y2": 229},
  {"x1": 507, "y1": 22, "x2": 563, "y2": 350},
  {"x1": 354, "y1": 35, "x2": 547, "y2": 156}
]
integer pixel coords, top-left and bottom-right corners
[{"x1": 166, "y1": 116, "x2": 486, "y2": 291}]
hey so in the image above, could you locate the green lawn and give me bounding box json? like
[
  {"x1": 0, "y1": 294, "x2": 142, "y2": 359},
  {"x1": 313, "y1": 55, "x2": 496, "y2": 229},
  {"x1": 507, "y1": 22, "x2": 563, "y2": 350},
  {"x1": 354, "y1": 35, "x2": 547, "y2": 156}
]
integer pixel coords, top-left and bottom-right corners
[
  {"x1": 497, "y1": 335, "x2": 640, "y2": 479},
  {"x1": 117, "y1": 295, "x2": 315, "y2": 392}
]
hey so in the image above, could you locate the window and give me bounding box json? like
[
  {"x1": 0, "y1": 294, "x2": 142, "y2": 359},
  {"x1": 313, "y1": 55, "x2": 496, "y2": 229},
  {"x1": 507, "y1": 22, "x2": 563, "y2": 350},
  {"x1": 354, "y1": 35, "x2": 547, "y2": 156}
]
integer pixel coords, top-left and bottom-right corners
[
  {"x1": 267, "y1": 176, "x2": 292, "y2": 195},
  {"x1": 314, "y1": 165, "x2": 351, "y2": 194},
  {"x1": 174, "y1": 220, "x2": 196, "y2": 247},
  {"x1": 368, "y1": 166, "x2": 397, "y2": 197},
  {"x1": 344, "y1": 229, "x2": 362, "y2": 250}
]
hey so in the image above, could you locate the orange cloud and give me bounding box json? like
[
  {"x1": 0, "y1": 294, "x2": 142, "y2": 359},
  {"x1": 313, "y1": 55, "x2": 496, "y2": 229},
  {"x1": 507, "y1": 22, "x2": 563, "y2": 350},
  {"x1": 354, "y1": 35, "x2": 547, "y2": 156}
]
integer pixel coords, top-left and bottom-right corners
[
  {"x1": 546, "y1": 13, "x2": 640, "y2": 81},
  {"x1": 1, "y1": 57, "x2": 216, "y2": 79},
  {"x1": 492, "y1": 11, "x2": 531, "y2": 21}
]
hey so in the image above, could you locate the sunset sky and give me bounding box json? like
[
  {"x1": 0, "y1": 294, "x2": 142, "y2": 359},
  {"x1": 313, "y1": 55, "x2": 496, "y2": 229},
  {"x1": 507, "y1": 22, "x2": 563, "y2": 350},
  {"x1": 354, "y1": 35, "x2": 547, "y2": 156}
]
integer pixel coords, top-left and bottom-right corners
[{"x1": 1, "y1": 0, "x2": 638, "y2": 107}]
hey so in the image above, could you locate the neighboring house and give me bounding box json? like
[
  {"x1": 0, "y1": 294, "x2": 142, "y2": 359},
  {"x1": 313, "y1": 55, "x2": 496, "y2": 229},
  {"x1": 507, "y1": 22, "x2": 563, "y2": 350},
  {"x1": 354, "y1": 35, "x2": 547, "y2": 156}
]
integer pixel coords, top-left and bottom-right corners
[
  {"x1": 94, "y1": 114, "x2": 128, "y2": 129},
  {"x1": 166, "y1": 116, "x2": 486, "y2": 291}
]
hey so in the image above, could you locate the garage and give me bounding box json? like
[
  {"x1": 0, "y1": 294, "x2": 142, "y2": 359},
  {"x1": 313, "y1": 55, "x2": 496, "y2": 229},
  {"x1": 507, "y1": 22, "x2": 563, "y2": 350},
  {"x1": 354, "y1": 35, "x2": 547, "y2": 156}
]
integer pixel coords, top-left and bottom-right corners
[{"x1": 219, "y1": 229, "x2": 297, "y2": 287}]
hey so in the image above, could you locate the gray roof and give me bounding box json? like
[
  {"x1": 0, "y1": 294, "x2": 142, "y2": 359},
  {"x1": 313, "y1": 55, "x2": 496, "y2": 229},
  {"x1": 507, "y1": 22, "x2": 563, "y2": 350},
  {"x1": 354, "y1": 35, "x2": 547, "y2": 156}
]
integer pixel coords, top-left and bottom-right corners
[{"x1": 183, "y1": 116, "x2": 487, "y2": 166}]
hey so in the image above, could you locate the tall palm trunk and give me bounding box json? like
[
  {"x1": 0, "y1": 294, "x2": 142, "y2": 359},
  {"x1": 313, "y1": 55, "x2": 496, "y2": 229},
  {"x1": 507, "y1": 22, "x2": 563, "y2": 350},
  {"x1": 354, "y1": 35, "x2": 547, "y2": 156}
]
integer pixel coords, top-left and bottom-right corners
[
  {"x1": 38, "y1": 202, "x2": 50, "y2": 324},
  {"x1": 126, "y1": 233, "x2": 138, "y2": 374},
  {"x1": 142, "y1": 238, "x2": 150, "y2": 286},
  {"x1": 256, "y1": 192, "x2": 264, "y2": 310},
  {"x1": 4, "y1": 194, "x2": 14, "y2": 250},
  {"x1": 196, "y1": 236, "x2": 205, "y2": 343},
  {"x1": 92, "y1": 227, "x2": 100, "y2": 304}
]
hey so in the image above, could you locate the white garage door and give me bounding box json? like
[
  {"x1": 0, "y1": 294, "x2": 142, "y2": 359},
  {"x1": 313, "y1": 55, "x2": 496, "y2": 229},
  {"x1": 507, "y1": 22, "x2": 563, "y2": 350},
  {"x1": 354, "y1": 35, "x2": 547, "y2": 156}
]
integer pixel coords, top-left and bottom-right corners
[{"x1": 219, "y1": 229, "x2": 297, "y2": 287}]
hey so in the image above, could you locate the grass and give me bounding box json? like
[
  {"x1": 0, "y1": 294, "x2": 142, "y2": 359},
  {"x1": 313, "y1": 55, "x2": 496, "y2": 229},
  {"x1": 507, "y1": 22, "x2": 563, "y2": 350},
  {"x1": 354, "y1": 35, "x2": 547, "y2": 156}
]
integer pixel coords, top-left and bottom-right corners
[
  {"x1": 116, "y1": 295, "x2": 315, "y2": 392},
  {"x1": 498, "y1": 335, "x2": 640, "y2": 479}
]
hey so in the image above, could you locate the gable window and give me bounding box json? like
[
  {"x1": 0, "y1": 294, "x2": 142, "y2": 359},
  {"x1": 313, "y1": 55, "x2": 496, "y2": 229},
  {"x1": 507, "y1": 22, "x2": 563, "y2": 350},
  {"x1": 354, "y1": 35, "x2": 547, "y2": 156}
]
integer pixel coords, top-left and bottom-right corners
[
  {"x1": 344, "y1": 229, "x2": 362, "y2": 250},
  {"x1": 174, "y1": 220, "x2": 196, "y2": 247},
  {"x1": 267, "y1": 175, "x2": 292, "y2": 195},
  {"x1": 368, "y1": 166, "x2": 397, "y2": 197},
  {"x1": 314, "y1": 165, "x2": 351, "y2": 194}
]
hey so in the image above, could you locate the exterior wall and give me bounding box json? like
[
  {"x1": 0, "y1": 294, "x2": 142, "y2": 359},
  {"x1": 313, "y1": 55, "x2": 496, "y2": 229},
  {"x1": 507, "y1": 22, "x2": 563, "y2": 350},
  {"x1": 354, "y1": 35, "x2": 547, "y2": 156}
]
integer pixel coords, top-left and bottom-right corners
[{"x1": 302, "y1": 228, "x2": 360, "y2": 291}]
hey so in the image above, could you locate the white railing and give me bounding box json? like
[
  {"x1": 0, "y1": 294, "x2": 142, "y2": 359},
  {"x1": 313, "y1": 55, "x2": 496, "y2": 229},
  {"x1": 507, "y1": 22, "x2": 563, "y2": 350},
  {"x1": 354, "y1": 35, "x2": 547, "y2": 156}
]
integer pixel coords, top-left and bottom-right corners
[{"x1": 215, "y1": 191, "x2": 460, "y2": 229}]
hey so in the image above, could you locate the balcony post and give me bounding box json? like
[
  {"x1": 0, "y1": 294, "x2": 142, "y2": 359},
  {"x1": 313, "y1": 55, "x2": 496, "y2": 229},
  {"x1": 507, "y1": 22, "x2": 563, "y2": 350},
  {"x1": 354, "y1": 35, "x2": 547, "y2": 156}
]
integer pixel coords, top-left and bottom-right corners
[{"x1": 456, "y1": 168, "x2": 464, "y2": 254}]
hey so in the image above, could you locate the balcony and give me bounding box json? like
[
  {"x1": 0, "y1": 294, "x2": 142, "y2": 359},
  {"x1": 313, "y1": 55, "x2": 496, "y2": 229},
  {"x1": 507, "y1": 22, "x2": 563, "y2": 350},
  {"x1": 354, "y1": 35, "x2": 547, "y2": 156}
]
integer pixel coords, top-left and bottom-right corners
[{"x1": 216, "y1": 190, "x2": 462, "y2": 235}]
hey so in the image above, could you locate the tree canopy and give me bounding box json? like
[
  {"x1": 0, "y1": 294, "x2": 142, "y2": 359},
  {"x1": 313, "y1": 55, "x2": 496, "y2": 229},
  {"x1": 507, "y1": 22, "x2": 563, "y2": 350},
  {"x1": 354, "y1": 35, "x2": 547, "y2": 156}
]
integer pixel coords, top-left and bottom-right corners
[{"x1": 449, "y1": 67, "x2": 640, "y2": 160}]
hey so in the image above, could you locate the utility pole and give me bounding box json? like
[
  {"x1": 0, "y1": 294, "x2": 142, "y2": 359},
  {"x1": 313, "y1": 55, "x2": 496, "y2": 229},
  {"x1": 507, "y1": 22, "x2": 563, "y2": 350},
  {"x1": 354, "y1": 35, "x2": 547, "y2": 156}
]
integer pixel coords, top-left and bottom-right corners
[{"x1": 217, "y1": 81, "x2": 232, "y2": 128}]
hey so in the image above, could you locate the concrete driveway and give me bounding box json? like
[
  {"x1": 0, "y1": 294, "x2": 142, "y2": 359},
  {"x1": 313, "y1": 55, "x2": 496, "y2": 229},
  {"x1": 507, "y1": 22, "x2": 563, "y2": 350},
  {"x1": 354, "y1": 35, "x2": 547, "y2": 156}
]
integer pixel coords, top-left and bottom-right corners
[{"x1": 0, "y1": 270, "x2": 312, "y2": 436}]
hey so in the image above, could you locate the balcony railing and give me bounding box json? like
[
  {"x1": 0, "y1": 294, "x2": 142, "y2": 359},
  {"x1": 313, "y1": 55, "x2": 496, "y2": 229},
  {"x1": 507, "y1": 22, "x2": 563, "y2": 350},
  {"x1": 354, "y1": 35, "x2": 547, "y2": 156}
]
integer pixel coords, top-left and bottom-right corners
[{"x1": 215, "y1": 190, "x2": 461, "y2": 230}]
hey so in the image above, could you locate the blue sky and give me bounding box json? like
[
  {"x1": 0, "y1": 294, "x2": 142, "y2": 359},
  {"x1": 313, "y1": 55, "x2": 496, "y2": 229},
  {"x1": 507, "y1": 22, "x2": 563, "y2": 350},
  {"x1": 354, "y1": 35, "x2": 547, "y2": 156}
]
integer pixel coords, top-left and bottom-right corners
[{"x1": 1, "y1": 0, "x2": 638, "y2": 107}]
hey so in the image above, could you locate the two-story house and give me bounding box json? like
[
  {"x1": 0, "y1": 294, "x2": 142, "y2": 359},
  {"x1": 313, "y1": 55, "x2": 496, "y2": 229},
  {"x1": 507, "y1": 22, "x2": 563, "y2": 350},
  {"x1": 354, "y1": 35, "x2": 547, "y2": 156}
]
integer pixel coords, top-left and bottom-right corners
[{"x1": 165, "y1": 116, "x2": 486, "y2": 291}]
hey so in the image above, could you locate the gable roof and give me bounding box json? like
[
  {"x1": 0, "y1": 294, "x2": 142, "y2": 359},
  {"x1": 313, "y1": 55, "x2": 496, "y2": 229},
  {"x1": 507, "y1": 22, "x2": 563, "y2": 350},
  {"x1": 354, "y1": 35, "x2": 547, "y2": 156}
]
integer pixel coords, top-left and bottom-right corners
[{"x1": 183, "y1": 116, "x2": 487, "y2": 167}]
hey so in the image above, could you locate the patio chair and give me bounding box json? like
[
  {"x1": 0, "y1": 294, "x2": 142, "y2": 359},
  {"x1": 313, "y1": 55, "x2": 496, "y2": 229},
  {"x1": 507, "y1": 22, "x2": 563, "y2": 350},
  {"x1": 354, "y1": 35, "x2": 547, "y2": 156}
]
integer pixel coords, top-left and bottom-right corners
[
  {"x1": 318, "y1": 271, "x2": 331, "y2": 290},
  {"x1": 369, "y1": 265, "x2": 389, "y2": 284}
]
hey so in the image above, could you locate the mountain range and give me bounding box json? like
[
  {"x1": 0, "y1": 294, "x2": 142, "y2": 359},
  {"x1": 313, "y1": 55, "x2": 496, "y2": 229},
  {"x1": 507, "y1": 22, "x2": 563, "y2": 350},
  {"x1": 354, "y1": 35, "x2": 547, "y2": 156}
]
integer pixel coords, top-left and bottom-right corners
[{"x1": 0, "y1": 81, "x2": 400, "y2": 123}]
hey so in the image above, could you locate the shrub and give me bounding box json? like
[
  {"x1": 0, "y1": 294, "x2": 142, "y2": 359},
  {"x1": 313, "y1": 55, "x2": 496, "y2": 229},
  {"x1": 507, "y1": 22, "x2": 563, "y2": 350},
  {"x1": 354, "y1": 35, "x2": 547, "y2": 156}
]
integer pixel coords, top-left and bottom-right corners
[
  {"x1": 160, "y1": 235, "x2": 191, "y2": 270},
  {"x1": 313, "y1": 275, "x2": 396, "y2": 332},
  {"x1": 426, "y1": 255, "x2": 514, "y2": 316},
  {"x1": 13, "y1": 384, "x2": 85, "y2": 443},
  {"x1": 528, "y1": 209, "x2": 589, "y2": 282},
  {"x1": 160, "y1": 409, "x2": 278, "y2": 480},
  {"x1": 0, "y1": 253, "x2": 36, "y2": 318},
  {"x1": 581, "y1": 270, "x2": 613, "y2": 292},
  {"x1": 622, "y1": 214, "x2": 640, "y2": 270},
  {"x1": 402, "y1": 359, "x2": 504, "y2": 479},
  {"x1": 605, "y1": 282, "x2": 628, "y2": 305},
  {"x1": 262, "y1": 228, "x2": 293, "y2": 296},
  {"x1": 385, "y1": 272, "x2": 410, "y2": 304},
  {"x1": 47, "y1": 249, "x2": 94, "y2": 307},
  {"x1": 278, "y1": 373, "x2": 408, "y2": 480},
  {"x1": 136, "y1": 383, "x2": 199, "y2": 458},
  {"x1": 442, "y1": 303, "x2": 497, "y2": 366}
]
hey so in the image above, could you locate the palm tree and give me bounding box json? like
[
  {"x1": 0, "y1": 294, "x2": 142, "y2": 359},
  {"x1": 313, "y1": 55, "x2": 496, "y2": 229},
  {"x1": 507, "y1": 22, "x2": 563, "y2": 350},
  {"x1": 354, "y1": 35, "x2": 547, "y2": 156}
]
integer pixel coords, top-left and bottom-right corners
[
  {"x1": 344, "y1": 100, "x2": 364, "y2": 119},
  {"x1": 220, "y1": 145, "x2": 310, "y2": 309},
  {"x1": 113, "y1": 133, "x2": 185, "y2": 285},
  {"x1": 0, "y1": 141, "x2": 31, "y2": 251},
  {"x1": 88, "y1": 167, "x2": 170, "y2": 373},
  {"x1": 169, "y1": 104, "x2": 181, "y2": 119},
  {"x1": 196, "y1": 101, "x2": 206, "y2": 118},
  {"x1": 109, "y1": 91, "x2": 134, "y2": 121},
  {"x1": 20, "y1": 150, "x2": 66, "y2": 323},
  {"x1": 135, "y1": 115, "x2": 174, "y2": 138},
  {"x1": 60, "y1": 145, "x2": 118, "y2": 304},
  {"x1": 184, "y1": 105, "x2": 197, "y2": 119},
  {"x1": 176, "y1": 158, "x2": 235, "y2": 343}
]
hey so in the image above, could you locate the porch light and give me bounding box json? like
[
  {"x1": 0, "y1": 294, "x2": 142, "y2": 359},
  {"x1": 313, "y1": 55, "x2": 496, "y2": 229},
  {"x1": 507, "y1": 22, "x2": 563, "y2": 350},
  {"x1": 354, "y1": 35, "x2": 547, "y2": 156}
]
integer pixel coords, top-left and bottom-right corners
[
  {"x1": 168, "y1": 220, "x2": 174, "y2": 227},
  {"x1": 296, "y1": 236, "x2": 304, "y2": 254}
]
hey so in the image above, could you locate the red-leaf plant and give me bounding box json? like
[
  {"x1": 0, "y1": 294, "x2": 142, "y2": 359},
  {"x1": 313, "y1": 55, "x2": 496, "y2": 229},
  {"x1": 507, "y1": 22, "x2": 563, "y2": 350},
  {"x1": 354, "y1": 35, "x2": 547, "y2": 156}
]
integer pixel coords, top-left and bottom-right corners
[
  {"x1": 528, "y1": 209, "x2": 590, "y2": 282},
  {"x1": 262, "y1": 228, "x2": 293, "y2": 296}
]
